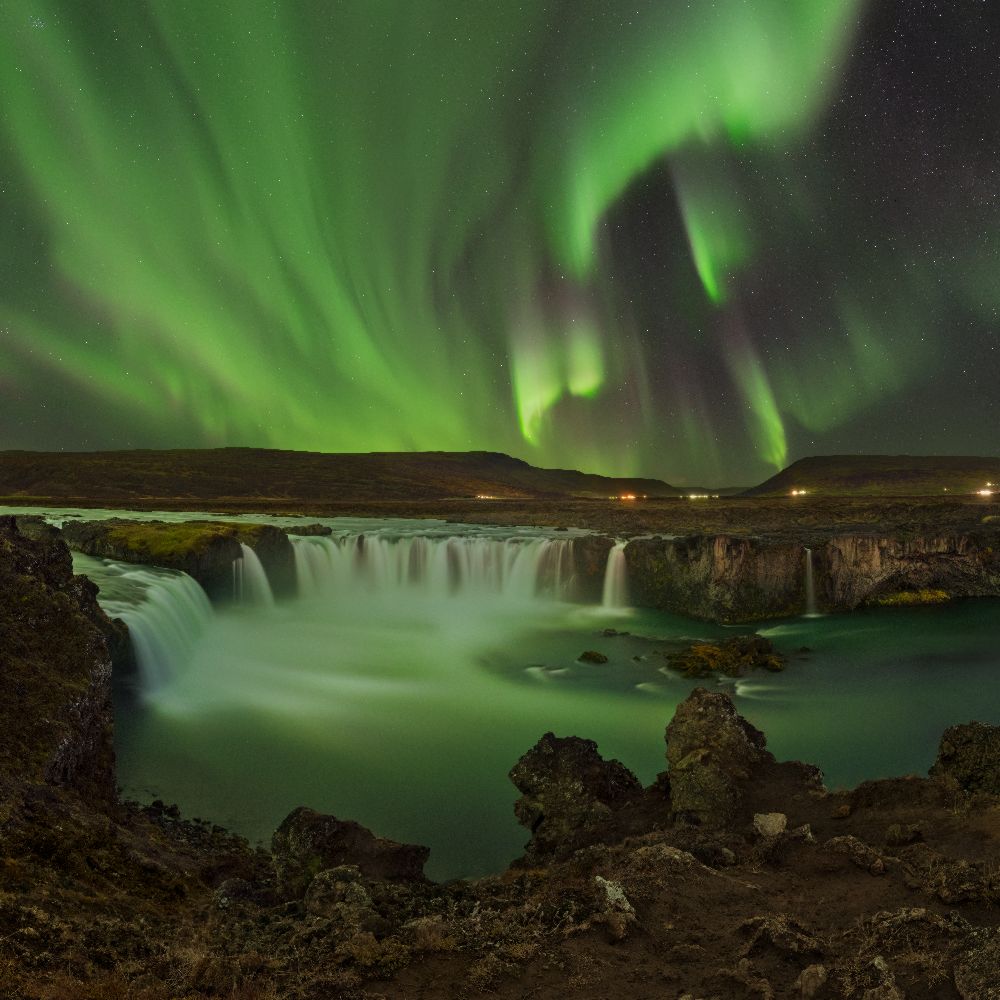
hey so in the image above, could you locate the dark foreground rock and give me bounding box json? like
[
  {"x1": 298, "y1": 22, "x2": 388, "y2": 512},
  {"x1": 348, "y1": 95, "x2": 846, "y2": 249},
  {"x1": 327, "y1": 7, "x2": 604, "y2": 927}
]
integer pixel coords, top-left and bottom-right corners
[
  {"x1": 931, "y1": 720, "x2": 1000, "y2": 795},
  {"x1": 509, "y1": 733, "x2": 645, "y2": 862},
  {"x1": 3, "y1": 517, "x2": 1000, "y2": 999},
  {"x1": 272, "y1": 806, "x2": 429, "y2": 896}
]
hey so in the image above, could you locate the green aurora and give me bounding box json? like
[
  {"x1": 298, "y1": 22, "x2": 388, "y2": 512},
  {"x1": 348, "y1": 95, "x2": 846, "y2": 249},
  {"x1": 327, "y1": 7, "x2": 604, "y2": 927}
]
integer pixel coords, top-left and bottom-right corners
[{"x1": 1, "y1": 1, "x2": 997, "y2": 484}]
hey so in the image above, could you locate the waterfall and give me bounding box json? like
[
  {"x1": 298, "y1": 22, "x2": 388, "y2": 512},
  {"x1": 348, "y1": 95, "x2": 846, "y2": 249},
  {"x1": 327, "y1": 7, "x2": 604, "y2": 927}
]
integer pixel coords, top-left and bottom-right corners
[
  {"x1": 233, "y1": 543, "x2": 275, "y2": 606},
  {"x1": 601, "y1": 541, "x2": 629, "y2": 609},
  {"x1": 290, "y1": 533, "x2": 576, "y2": 602},
  {"x1": 804, "y1": 547, "x2": 818, "y2": 617},
  {"x1": 99, "y1": 568, "x2": 213, "y2": 690}
]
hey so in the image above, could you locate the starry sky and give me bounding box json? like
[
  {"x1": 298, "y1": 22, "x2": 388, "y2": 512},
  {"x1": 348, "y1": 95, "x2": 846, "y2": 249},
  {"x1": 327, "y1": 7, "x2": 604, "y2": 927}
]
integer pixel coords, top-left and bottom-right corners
[{"x1": 1, "y1": 1, "x2": 997, "y2": 485}]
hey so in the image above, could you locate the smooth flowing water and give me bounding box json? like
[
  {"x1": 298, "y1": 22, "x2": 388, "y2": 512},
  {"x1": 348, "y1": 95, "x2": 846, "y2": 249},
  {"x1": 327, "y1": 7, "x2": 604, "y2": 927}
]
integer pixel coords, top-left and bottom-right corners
[
  {"x1": 601, "y1": 540, "x2": 629, "y2": 609},
  {"x1": 11, "y1": 506, "x2": 1000, "y2": 880},
  {"x1": 804, "y1": 546, "x2": 818, "y2": 617}
]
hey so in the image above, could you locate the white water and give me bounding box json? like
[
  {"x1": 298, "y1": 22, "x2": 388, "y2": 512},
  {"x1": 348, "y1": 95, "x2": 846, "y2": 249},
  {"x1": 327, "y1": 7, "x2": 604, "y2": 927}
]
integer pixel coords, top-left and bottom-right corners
[
  {"x1": 291, "y1": 533, "x2": 576, "y2": 602},
  {"x1": 234, "y1": 543, "x2": 275, "y2": 606},
  {"x1": 601, "y1": 541, "x2": 629, "y2": 609},
  {"x1": 804, "y1": 547, "x2": 818, "y2": 617},
  {"x1": 72, "y1": 557, "x2": 214, "y2": 692}
]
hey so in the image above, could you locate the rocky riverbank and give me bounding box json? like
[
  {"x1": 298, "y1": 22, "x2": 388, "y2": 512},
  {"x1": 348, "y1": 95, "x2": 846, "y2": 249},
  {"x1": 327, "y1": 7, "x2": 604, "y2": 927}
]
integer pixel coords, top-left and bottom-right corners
[{"x1": 2, "y1": 517, "x2": 1000, "y2": 998}]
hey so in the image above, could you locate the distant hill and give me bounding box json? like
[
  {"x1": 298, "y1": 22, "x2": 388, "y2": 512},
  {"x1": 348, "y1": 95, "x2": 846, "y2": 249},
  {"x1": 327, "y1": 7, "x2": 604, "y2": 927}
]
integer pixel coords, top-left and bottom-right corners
[
  {"x1": 745, "y1": 455, "x2": 1000, "y2": 497},
  {"x1": 0, "y1": 448, "x2": 677, "y2": 505}
]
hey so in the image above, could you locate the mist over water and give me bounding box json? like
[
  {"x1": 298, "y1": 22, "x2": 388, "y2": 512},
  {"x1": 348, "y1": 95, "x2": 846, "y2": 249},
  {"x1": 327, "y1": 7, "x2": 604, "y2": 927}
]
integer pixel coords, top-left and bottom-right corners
[{"x1": 52, "y1": 510, "x2": 1000, "y2": 879}]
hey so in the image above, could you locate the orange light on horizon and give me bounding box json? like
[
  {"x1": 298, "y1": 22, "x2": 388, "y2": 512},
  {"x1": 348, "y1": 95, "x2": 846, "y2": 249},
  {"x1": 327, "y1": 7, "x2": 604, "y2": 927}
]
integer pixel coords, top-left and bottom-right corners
[{"x1": 790, "y1": 489, "x2": 809, "y2": 496}]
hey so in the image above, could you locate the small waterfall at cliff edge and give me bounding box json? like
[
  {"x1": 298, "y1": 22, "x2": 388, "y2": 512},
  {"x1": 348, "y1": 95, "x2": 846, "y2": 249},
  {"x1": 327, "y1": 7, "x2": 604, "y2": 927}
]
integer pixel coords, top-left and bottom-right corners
[
  {"x1": 290, "y1": 533, "x2": 576, "y2": 603},
  {"x1": 233, "y1": 543, "x2": 275, "y2": 606},
  {"x1": 601, "y1": 541, "x2": 629, "y2": 610},
  {"x1": 804, "y1": 547, "x2": 818, "y2": 617},
  {"x1": 74, "y1": 558, "x2": 215, "y2": 692}
]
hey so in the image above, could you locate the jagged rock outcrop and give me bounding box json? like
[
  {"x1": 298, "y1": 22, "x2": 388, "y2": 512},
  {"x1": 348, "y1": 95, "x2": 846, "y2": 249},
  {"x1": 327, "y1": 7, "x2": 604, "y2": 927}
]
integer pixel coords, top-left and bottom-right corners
[
  {"x1": 664, "y1": 688, "x2": 773, "y2": 825},
  {"x1": 272, "y1": 806, "x2": 429, "y2": 896},
  {"x1": 0, "y1": 516, "x2": 118, "y2": 801},
  {"x1": 930, "y1": 720, "x2": 1000, "y2": 795},
  {"x1": 60, "y1": 518, "x2": 296, "y2": 599},
  {"x1": 509, "y1": 732, "x2": 644, "y2": 862}
]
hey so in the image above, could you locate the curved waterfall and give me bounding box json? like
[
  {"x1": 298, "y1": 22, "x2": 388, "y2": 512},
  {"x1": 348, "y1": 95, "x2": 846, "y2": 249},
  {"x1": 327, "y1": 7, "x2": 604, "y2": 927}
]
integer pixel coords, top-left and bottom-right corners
[
  {"x1": 291, "y1": 533, "x2": 577, "y2": 602},
  {"x1": 75, "y1": 558, "x2": 214, "y2": 691}
]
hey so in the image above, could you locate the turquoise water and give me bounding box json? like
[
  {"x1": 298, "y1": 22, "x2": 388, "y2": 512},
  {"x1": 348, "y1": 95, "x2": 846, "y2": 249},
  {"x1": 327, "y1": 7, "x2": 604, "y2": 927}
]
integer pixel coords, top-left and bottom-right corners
[
  {"x1": 108, "y1": 587, "x2": 1000, "y2": 881},
  {"x1": 11, "y1": 505, "x2": 997, "y2": 880}
]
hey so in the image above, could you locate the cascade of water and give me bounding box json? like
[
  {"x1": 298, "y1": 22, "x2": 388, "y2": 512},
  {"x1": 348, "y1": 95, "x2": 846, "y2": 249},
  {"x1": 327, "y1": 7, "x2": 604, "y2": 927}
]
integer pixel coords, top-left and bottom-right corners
[
  {"x1": 601, "y1": 541, "x2": 629, "y2": 609},
  {"x1": 234, "y1": 543, "x2": 275, "y2": 606},
  {"x1": 290, "y1": 533, "x2": 576, "y2": 601},
  {"x1": 804, "y1": 546, "x2": 818, "y2": 617},
  {"x1": 100, "y1": 568, "x2": 214, "y2": 690}
]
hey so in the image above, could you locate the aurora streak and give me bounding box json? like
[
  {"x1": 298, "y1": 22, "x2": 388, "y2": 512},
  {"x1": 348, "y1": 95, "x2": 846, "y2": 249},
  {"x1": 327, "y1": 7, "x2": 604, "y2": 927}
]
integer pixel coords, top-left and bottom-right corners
[{"x1": 1, "y1": 0, "x2": 997, "y2": 483}]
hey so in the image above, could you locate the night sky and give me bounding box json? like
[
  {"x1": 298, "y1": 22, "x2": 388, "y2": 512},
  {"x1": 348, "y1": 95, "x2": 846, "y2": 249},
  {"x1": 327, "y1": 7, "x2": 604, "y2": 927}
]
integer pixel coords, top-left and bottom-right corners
[{"x1": 1, "y1": 1, "x2": 997, "y2": 485}]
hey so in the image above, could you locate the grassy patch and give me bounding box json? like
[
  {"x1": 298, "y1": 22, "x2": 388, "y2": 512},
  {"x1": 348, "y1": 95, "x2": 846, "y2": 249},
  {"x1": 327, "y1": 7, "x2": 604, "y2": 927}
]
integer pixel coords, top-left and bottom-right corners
[{"x1": 105, "y1": 522, "x2": 240, "y2": 561}]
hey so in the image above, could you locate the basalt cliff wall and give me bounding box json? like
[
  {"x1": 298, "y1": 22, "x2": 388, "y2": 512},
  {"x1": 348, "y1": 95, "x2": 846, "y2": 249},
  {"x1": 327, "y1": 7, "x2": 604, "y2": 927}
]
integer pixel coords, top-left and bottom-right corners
[{"x1": 619, "y1": 530, "x2": 1000, "y2": 623}]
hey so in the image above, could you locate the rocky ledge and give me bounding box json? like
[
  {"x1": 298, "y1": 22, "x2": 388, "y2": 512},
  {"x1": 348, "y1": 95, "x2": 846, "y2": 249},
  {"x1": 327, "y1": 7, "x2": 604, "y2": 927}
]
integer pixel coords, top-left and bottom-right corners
[
  {"x1": 621, "y1": 530, "x2": 1000, "y2": 623},
  {"x1": 2, "y1": 517, "x2": 1000, "y2": 999},
  {"x1": 58, "y1": 517, "x2": 296, "y2": 599}
]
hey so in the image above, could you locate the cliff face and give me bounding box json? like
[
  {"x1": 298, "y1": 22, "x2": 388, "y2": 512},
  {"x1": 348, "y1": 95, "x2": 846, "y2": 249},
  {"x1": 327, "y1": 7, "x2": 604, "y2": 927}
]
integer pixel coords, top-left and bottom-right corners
[
  {"x1": 626, "y1": 535, "x2": 807, "y2": 623},
  {"x1": 821, "y1": 532, "x2": 1000, "y2": 609},
  {"x1": 623, "y1": 530, "x2": 1000, "y2": 622},
  {"x1": 0, "y1": 517, "x2": 118, "y2": 801}
]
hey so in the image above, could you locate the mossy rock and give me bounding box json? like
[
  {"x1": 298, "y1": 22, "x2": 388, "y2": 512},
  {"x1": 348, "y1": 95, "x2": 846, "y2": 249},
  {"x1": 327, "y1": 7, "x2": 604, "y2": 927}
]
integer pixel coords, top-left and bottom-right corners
[{"x1": 870, "y1": 588, "x2": 951, "y2": 607}]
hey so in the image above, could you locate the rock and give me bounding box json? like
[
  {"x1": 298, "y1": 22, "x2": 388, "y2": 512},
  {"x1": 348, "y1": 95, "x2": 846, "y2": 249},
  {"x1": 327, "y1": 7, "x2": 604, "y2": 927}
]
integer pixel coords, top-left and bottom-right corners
[
  {"x1": 795, "y1": 964, "x2": 828, "y2": 999},
  {"x1": 931, "y1": 721, "x2": 1000, "y2": 795},
  {"x1": 272, "y1": 807, "x2": 428, "y2": 897},
  {"x1": 594, "y1": 875, "x2": 636, "y2": 940},
  {"x1": 600, "y1": 628, "x2": 630, "y2": 637},
  {"x1": 666, "y1": 635, "x2": 785, "y2": 678},
  {"x1": 213, "y1": 877, "x2": 253, "y2": 909},
  {"x1": 740, "y1": 914, "x2": 824, "y2": 960},
  {"x1": 665, "y1": 689, "x2": 772, "y2": 827},
  {"x1": 825, "y1": 835, "x2": 887, "y2": 876},
  {"x1": 860, "y1": 956, "x2": 904, "y2": 1000},
  {"x1": 884, "y1": 823, "x2": 923, "y2": 847},
  {"x1": 898, "y1": 843, "x2": 1000, "y2": 904},
  {"x1": 0, "y1": 517, "x2": 116, "y2": 800},
  {"x1": 284, "y1": 523, "x2": 333, "y2": 536},
  {"x1": 509, "y1": 732, "x2": 643, "y2": 862},
  {"x1": 955, "y1": 929, "x2": 1000, "y2": 998},
  {"x1": 60, "y1": 517, "x2": 296, "y2": 600},
  {"x1": 304, "y1": 865, "x2": 373, "y2": 916},
  {"x1": 578, "y1": 650, "x2": 609, "y2": 664},
  {"x1": 753, "y1": 813, "x2": 787, "y2": 838}
]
